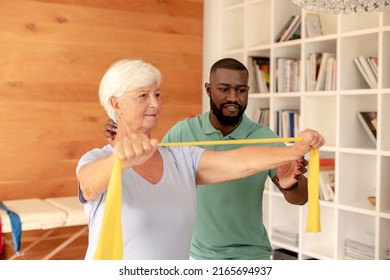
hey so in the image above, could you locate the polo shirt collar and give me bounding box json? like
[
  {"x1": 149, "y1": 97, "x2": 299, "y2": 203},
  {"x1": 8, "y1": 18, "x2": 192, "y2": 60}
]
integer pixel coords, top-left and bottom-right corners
[{"x1": 201, "y1": 112, "x2": 252, "y2": 139}]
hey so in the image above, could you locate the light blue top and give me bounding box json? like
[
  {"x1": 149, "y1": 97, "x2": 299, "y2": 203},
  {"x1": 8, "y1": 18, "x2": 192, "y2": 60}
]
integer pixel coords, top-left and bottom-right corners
[{"x1": 76, "y1": 144, "x2": 205, "y2": 259}]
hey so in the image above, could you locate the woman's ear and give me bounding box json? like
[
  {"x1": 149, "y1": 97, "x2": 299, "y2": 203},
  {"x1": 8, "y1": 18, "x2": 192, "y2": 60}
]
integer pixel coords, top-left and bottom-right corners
[{"x1": 109, "y1": 97, "x2": 121, "y2": 114}]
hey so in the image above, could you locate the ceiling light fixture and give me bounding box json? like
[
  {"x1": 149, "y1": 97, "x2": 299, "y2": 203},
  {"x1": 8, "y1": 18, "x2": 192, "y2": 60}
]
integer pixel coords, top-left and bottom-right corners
[{"x1": 292, "y1": 0, "x2": 390, "y2": 14}]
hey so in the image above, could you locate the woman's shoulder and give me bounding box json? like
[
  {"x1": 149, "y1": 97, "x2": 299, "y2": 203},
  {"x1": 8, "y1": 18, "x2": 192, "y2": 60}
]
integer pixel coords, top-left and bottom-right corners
[
  {"x1": 76, "y1": 144, "x2": 113, "y2": 172},
  {"x1": 81, "y1": 144, "x2": 113, "y2": 159}
]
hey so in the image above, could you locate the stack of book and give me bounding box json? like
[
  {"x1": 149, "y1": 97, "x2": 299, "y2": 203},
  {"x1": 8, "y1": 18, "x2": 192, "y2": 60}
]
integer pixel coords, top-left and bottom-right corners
[
  {"x1": 276, "y1": 109, "x2": 300, "y2": 138},
  {"x1": 276, "y1": 57, "x2": 300, "y2": 92},
  {"x1": 306, "y1": 52, "x2": 336, "y2": 91},
  {"x1": 272, "y1": 224, "x2": 299, "y2": 246},
  {"x1": 249, "y1": 56, "x2": 270, "y2": 93},
  {"x1": 354, "y1": 55, "x2": 378, "y2": 89},
  {"x1": 252, "y1": 107, "x2": 270, "y2": 127},
  {"x1": 344, "y1": 233, "x2": 375, "y2": 260}
]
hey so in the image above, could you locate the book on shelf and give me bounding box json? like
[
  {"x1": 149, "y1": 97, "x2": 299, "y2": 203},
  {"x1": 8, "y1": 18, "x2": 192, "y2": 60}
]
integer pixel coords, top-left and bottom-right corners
[
  {"x1": 276, "y1": 57, "x2": 299, "y2": 93},
  {"x1": 284, "y1": 18, "x2": 301, "y2": 41},
  {"x1": 252, "y1": 107, "x2": 270, "y2": 127},
  {"x1": 357, "y1": 111, "x2": 377, "y2": 145},
  {"x1": 306, "y1": 52, "x2": 322, "y2": 91},
  {"x1": 353, "y1": 56, "x2": 378, "y2": 89},
  {"x1": 275, "y1": 15, "x2": 301, "y2": 42},
  {"x1": 319, "y1": 170, "x2": 335, "y2": 202},
  {"x1": 275, "y1": 15, "x2": 295, "y2": 42},
  {"x1": 276, "y1": 109, "x2": 300, "y2": 138},
  {"x1": 325, "y1": 57, "x2": 337, "y2": 91},
  {"x1": 320, "y1": 158, "x2": 335, "y2": 171},
  {"x1": 281, "y1": 16, "x2": 301, "y2": 42},
  {"x1": 306, "y1": 13, "x2": 323, "y2": 38},
  {"x1": 368, "y1": 56, "x2": 378, "y2": 78},
  {"x1": 315, "y1": 52, "x2": 336, "y2": 91},
  {"x1": 249, "y1": 56, "x2": 270, "y2": 93}
]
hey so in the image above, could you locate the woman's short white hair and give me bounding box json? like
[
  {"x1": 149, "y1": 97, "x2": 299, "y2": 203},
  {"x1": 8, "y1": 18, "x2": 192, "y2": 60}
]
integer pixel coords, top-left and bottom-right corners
[{"x1": 99, "y1": 59, "x2": 162, "y2": 122}]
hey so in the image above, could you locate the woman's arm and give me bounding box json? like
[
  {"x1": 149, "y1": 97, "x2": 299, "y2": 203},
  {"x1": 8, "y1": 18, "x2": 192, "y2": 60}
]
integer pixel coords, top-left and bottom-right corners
[
  {"x1": 196, "y1": 129, "x2": 325, "y2": 185},
  {"x1": 78, "y1": 155, "x2": 116, "y2": 201},
  {"x1": 78, "y1": 133, "x2": 158, "y2": 201}
]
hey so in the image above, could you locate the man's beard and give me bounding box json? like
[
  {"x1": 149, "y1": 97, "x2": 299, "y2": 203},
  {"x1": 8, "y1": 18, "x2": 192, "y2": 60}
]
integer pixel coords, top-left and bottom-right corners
[{"x1": 210, "y1": 97, "x2": 246, "y2": 127}]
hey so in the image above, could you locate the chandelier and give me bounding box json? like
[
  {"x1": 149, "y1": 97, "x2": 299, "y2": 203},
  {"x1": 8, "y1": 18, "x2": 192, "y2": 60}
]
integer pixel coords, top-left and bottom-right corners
[{"x1": 292, "y1": 0, "x2": 390, "y2": 14}]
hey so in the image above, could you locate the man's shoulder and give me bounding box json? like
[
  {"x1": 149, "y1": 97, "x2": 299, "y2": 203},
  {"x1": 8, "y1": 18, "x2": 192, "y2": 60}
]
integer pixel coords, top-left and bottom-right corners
[
  {"x1": 243, "y1": 121, "x2": 279, "y2": 138},
  {"x1": 164, "y1": 114, "x2": 207, "y2": 140},
  {"x1": 179, "y1": 113, "x2": 206, "y2": 126}
]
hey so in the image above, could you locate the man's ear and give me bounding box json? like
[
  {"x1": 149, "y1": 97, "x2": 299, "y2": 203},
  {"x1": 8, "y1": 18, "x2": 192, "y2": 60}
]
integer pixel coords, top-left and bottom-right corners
[{"x1": 205, "y1": 83, "x2": 211, "y2": 97}]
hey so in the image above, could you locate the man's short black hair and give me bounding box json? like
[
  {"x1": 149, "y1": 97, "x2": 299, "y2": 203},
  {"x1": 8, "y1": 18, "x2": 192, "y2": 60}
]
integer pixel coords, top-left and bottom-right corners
[{"x1": 210, "y1": 58, "x2": 248, "y2": 74}]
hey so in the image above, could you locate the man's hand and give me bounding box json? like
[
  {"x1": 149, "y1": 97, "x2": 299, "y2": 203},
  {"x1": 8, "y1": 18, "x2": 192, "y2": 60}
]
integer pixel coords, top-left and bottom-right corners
[
  {"x1": 275, "y1": 157, "x2": 308, "y2": 188},
  {"x1": 104, "y1": 119, "x2": 117, "y2": 143}
]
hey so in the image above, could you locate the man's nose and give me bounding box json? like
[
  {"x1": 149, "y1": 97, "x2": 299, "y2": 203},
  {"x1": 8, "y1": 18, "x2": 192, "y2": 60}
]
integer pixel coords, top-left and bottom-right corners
[{"x1": 226, "y1": 88, "x2": 239, "y2": 101}]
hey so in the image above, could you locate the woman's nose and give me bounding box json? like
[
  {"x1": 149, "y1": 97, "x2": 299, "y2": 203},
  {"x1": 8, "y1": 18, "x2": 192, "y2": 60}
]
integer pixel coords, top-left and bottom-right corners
[{"x1": 149, "y1": 96, "x2": 159, "y2": 108}]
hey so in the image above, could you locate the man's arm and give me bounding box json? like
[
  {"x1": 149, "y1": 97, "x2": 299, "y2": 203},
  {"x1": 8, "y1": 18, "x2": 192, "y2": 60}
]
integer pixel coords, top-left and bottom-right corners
[{"x1": 272, "y1": 172, "x2": 308, "y2": 205}]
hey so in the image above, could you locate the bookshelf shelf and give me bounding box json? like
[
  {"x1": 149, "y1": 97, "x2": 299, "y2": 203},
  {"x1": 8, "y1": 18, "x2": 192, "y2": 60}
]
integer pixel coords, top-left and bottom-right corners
[{"x1": 203, "y1": 0, "x2": 390, "y2": 260}]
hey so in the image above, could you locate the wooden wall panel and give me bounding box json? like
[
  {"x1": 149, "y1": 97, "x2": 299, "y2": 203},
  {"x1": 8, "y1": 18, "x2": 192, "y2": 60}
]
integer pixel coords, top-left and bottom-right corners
[{"x1": 0, "y1": 0, "x2": 203, "y2": 200}]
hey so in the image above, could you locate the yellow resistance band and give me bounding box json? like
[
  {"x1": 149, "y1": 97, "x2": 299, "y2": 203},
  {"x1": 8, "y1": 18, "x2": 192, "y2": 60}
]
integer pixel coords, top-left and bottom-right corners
[
  {"x1": 159, "y1": 137, "x2": 321, "y2": 233},
  {"x1": 94, "y1": 156, "x2": 123, "y2": 260},
  {"x1": 94, "y1": 137, "x2": 320, "y2": 260}
]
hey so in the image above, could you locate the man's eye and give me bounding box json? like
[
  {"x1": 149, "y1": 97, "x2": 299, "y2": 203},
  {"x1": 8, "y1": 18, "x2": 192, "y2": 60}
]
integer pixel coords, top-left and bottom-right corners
[{"x1": 218, "y1": 88, "x2": 228, "y2": 92}]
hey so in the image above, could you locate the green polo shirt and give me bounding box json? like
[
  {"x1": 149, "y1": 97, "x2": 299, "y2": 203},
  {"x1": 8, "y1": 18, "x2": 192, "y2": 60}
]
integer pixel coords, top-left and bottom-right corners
[{"x1": 163, "y1": 112, "x2": 283, "y2": 260}]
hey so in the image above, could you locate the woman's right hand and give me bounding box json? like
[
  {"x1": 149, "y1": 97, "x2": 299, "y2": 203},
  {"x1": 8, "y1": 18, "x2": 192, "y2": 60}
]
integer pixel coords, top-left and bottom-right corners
[
  {"x1": 114, "y1": 133, "x2": 158, "y2": 169},
  {"x1": 294, "y1": 129, "x2": 325, "y2": 157}
]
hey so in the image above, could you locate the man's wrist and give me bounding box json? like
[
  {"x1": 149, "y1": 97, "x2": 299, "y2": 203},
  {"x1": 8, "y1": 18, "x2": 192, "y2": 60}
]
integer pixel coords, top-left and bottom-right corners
[
  {"x1": 274, "y1": 176, "x2": 299, "y2": 193},
  {"x1": 282, "y1": 182, "x2": 299, "y2": 191}
]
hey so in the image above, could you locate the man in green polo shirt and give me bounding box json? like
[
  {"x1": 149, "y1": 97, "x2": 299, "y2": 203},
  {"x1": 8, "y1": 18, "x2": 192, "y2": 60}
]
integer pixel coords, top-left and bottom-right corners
[
  {"x1": 104, "y1": 58, "x2": 309, "y2": 259},
  {"x1": 162, "y1": 58, "x2": 308, "y2": 260}
]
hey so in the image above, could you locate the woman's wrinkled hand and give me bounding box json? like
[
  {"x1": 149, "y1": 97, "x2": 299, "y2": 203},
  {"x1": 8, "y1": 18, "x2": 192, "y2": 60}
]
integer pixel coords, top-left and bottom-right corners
[{"x1": 114, "y1": 133, "x2": 158, "y2": 169}]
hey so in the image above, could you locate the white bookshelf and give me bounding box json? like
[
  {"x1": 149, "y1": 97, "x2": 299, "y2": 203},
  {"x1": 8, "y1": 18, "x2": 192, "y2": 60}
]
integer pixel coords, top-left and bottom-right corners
[{"x1": 203, "y1": 0, "x2": 390, "y2": 260}]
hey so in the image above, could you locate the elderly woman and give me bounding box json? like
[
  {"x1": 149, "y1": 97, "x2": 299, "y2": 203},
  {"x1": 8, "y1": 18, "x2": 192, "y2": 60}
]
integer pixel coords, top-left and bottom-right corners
[{"x1": 76, "y1": 59, "x2": 325, "y2": 260}]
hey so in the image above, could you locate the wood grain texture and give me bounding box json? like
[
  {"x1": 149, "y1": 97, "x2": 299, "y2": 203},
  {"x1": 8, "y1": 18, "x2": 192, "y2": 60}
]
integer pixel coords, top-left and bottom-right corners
[
  {"x1": 0, "y1": 0, "x2": 203, "y2": 200},
  {"x1": 0, "y1": 226, "x2": 88, "y2": 260}
]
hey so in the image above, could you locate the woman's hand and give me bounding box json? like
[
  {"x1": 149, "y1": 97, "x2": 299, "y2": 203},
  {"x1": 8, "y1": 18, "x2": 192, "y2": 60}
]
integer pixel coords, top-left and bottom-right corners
[
  {"x1": 114, "y1": 133, "x2": 158, "y2": 169},
  {"x1": 293, "y1": 129, "x2": 325, "y2": 157}
]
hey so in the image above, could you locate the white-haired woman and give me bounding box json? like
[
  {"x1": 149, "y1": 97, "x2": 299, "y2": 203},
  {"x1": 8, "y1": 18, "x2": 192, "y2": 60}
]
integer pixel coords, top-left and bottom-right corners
[{"x1": 76, "y1": 59, "x2": 325, "y2": 260}]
